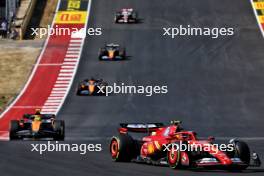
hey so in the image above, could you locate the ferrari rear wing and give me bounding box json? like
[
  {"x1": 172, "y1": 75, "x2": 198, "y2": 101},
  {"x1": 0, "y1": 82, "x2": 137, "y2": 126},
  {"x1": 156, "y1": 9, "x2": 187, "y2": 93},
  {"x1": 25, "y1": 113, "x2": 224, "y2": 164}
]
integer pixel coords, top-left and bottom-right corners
[{"x1": 119, "y1": 123, "x2": 164, "y2": 133}]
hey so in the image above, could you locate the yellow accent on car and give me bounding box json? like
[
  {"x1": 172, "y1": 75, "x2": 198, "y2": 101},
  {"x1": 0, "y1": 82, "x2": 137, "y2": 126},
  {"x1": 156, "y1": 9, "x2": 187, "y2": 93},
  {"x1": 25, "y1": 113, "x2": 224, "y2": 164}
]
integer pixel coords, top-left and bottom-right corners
[
  {"x1": 154, "y1": 141, "x2": 161, "y2": 150},
  {"x1": 147, "y1": 143, "x2": 155, "y2": 154}
]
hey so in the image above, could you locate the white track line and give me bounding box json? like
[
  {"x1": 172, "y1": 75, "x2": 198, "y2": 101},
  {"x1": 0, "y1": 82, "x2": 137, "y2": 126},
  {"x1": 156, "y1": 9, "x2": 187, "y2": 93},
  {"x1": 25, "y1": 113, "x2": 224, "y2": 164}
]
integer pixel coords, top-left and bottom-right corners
[
  {"x1": 69, "y1": 43, "x2": 82, "y2": 47},
  {"x1": 57, "y1": 77, "x2": 72, "y2": 80},
  {"x1": 53, "y1": 88, "x2": 68, "y2": 91},
  {"x1": 63, "y1": 62, "x2": 77, "y2": 65},
  {"x1": 59, "y1": 73, "x2": 73, "y2": 76},
  {"x1": 50, "y1": 93, "x2": 65, "y2": 96},
  {"x1": 54, "y1": 85, "x2": 69, "y2": 88},
  {"x1": 46, "y1": 99, "x2": 62, "y2": 103},
  {"x1": 64, "y1": 59, "x2": 78, "y2": 62},
  {"x1": 67, "y1": 47, "x2": 81, "y2": 51},
  {"x1": 67, "y1": 51, "x2": 80, "y2": 54},
  {"x1": 60, "y1": 70, "x2": 74, "y2": 73},
  {"x1": 42, "y1": 106, "x2": 59, "y2": 109},
  {"x1": 56, "y1": 80, "x2": 70, "y2": 84},
  {"x1": 61, "y1": 66, "x2": 76, "y2": 69},
  {"x1": 51, "y1": 91, "x2": 66, "y2": 94},
  {"x1": 41, "y1": 110, "x2": 57, "y2": 113},
  {"x1": 41, "y1": 112, "x2": 56, "y2": 114},
  {"x1": 44, "y1": 102, "x2": 61, "y2": 105},
  {"x1": 70, "y1": 39, "x2": 82, "y2": 43},
  {"x1": 48, "y1": 97, "x2": 64, "y2": 100},
  {"x1": 65, "y1": 55, "x2": 79, "y2": 58}
]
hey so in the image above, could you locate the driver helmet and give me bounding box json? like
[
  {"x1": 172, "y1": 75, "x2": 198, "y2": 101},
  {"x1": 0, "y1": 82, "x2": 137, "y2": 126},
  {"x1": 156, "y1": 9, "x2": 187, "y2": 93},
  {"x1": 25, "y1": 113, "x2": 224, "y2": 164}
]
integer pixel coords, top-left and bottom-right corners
[
  {"x1": 34, "y1": 115, "x2": 41, "y2": 121},
  {"x1": 35, "y1": 109, "x2": 41, "y2": 115}
]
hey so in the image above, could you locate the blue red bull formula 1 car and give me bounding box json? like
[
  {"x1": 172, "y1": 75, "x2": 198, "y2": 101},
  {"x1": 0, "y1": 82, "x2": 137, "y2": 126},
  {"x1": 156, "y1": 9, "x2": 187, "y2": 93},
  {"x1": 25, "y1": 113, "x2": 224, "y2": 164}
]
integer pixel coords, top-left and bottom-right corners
[{"x1": 110, "y1": 121, "x2": 261, "y2": 171}]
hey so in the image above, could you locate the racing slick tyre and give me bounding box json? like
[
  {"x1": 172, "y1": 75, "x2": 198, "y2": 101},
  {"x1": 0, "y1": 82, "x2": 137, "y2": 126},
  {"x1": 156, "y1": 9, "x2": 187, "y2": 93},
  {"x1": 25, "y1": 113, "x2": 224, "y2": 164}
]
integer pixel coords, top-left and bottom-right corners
[
  {"x1": 132, "y1": 12, "x2": 138, "y2": 22},
  {"x1": 233, "y1": 141, "x2": 250, "y2": 170},
  {"x1": 119, "y1": 48, "x2": 126, "y2": 59},
  {"x1": 114, "y1": 13, "x2": 121, "y2": 23},
  {"x1": 76, "y1": 89, "x2": 81, "y2": 95},
  {"x1": 167, "y1": 142, "x2": 181, "y2": 169},
  {"x1": 53, "y1": 120, "x2": 65, "y2": 141},
  {"x1": 110, "y1": 134, "x2": 136, "y2": 162},
  {"x1": 9, "y1": 120, "x2": 20, "y2": 140},
  {"x1": 98, "y1": 48, "x2": 106, "y2": 60}
]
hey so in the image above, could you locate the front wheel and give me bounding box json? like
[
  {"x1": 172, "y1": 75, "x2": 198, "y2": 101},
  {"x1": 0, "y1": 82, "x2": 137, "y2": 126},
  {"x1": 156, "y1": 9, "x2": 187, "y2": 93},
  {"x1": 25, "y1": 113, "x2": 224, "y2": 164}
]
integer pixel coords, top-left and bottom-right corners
[
  {"x1": 234, "y1": 141, "x2": 250, "y2": 170},
  {"x1": 9, "y1": 120, "x2": 20, "y2": 140}
]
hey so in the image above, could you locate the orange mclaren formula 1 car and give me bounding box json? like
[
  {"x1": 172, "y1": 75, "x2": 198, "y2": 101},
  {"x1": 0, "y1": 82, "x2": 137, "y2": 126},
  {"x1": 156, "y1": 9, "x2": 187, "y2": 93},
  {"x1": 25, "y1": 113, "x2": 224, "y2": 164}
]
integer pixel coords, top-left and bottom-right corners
[
  {"x1": 76, "y1": 78, "x2": 107, "y2": 96},
  {"x1": 98, "y1": 43, "x2": 126, "y2": 61},
  {"x1": 110, "y1": 121, "x2": 261, "y2": 171},
  {"x1": 9, "y1": 110, "x2": 65, "y2": 140}
]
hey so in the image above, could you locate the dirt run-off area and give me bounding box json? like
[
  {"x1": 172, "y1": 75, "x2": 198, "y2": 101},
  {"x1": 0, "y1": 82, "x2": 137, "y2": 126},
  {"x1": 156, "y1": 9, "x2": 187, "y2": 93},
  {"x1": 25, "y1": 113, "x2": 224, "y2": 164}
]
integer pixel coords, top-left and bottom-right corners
[
  {"x1": 0, "y1": 40, "x2": 43, "y2": 112},
  {"x1": 0, "y1": 0, "x2": 58, "y2": 112}
]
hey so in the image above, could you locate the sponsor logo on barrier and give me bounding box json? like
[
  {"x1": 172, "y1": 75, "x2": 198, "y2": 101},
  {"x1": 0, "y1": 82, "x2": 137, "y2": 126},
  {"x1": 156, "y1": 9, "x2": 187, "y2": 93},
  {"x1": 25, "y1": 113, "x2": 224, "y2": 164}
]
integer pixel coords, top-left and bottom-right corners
[
  {"x1": 55, "y1": 11, "x2": 87, "y2": 24},
  {"x1": 254, "y1": 2, "x2": 264, "y2": 9},
  {"x1": 251, "y1": 0, "x2": 264, "y2": 37},
  {"x1": 67, "y1": 0, "x2": 81, "y2": 11},
  {"x1": 258, "y1": 16, "x2": 264, "y2": 23}
]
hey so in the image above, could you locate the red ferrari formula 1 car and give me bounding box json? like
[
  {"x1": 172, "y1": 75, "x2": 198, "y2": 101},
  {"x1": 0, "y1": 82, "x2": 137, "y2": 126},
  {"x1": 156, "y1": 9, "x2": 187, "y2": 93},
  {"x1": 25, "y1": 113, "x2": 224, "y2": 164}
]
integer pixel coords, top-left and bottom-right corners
[{"x1": 110, "y1": 121, "x2": 261, "y2": 171}]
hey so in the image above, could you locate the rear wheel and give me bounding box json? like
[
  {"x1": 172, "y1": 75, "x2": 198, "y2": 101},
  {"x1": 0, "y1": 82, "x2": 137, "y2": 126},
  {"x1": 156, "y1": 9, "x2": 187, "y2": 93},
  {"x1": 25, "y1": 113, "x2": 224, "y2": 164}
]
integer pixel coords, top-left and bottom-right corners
[
  {"x1": 53, "y1": 120, "x2": 65, "y2": 141},
  {"x1": 98, "y1": 48, "x2": 106, "y2": 60},
  {"x1": 76, "y1": 88, "x2": 82, "y2": 95},
  {"x1": 132, "y1": 12, "x2": 138, "y2": 22},
  {"x1": 114, "y1": 13, "x2": 121, "y2": 23},
  {"x1": 119, "y1": 48, "x2": 126, "y2": 59},
  {"x1": 167, "y1": 143, "x2": 181, "y2": 169},
  {"x1": 9, "y1": 120, "x2": 20, "y2": 140},
  {"x1": 110, "y1": 134, "x2": 136, "y2": 162}
]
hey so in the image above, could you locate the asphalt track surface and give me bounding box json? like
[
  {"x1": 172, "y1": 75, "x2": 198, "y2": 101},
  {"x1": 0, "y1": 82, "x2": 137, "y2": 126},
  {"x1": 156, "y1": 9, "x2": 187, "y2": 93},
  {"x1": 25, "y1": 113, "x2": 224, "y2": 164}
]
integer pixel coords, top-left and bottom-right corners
[{"x1": 1, "y1": 0, "x2": 264, "y2": 176}]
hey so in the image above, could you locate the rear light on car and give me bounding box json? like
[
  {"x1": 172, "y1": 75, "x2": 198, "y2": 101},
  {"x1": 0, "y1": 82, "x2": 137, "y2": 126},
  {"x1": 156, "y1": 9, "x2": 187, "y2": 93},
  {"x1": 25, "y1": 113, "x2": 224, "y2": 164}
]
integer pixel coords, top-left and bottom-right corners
[{"x1": 118, "y1": 127, "x2": 128, "y2": 134}]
